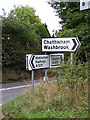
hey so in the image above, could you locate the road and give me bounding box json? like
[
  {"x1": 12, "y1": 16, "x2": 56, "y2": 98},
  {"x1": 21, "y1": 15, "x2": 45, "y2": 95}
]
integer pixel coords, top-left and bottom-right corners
[{"x1": 0, "y1": 78, "x2": 56, "y2": 106}]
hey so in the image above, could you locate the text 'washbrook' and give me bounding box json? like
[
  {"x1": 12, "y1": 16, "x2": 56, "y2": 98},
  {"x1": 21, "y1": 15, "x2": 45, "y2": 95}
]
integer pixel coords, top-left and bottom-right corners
[{"x1": 43, "y1": 39, "x2": 70, "y2": 50}]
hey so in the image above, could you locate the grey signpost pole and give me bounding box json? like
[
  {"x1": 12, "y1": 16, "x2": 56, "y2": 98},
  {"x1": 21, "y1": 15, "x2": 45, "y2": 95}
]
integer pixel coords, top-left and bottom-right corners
[
  {"x1": 32, "y1": 70, "x2": 34, "y2": 91},
  {"x1": 62, "y1": 54, "x2": 64, "y2": 81},
  {"x1": 58, "y1": 54, "x2": 64, "y2": 81},
  {"x1": 71, "y1": 52, "x2": 73, "y2": 64},
  {"x1": 58, "y1": 67, "x2": 60, "y2": 81},
  {"x1": 70, "y1": 52, "x2": 73, "y2": 75},
  {"x1": 45, "y1": 52, "x2": 47, "y2": 84},
  {"x1": 45, "y1": 69, "x2": 47, "y2": 84}
]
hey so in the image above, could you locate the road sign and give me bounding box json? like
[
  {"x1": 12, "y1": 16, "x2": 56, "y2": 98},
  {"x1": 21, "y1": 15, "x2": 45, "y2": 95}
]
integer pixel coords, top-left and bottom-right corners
[
  {"x1": 80, "y1": 0, "x2": 90, "y2": 10},
  {"x1": 42, "y1": 37, "x2": 81, "y2": 52},
  {"x1": 49, "y1": 54, "x2": 64, "y2": 68},
  {"x1": 26, "y1": 54, "x2": 32, "y2": 71},
  {"x1": 26, "y1": 54, "x2": 49, "y2": 70}
]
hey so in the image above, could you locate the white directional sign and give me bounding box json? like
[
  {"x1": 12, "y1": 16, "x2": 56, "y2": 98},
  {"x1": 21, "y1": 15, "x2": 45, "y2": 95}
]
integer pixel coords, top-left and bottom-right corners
[
  {"x1": 26, "y1": 54, "x2": 32, "y2": 71},
  {"x1": 80, "y1": 0, "x2": 90, "y2": 10},
  {"x1": 50, "y1": 54, "x2": 64, "y2": 68},
  {"x1": 26, "y1": 54, "x2": 49, "y2": 70},
  {"x1": 42, "y1": 37, "x2": 81, "y2": 52}
]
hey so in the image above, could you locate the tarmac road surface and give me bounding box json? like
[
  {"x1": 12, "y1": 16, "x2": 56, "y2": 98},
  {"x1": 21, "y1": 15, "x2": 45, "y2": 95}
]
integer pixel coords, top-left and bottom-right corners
[{"x1": 0, "y1": 78, "x2": 56, "y2": 106}]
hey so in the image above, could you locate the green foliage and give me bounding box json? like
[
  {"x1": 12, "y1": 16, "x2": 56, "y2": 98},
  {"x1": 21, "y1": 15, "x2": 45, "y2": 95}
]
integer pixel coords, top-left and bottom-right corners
[
  {"x1": 17, "y1": 108, "x2": 87, "y2": 118},
  {"x1": 48, "y1": 1, "x2": 90, "y2": 62},
  {"x1": 1, "y1": 6, "x2": 50, "y2": 69},
  {"x1": 55, "y1": 28, "x2": 77, "y2": 37},
  {"x1": 52, "y1": 58, "x2": 88, "y2": 87}
]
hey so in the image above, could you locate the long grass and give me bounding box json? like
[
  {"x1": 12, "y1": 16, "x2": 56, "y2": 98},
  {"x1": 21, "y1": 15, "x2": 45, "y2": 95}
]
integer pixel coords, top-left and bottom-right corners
[
  {"x1": 2, "y1": 59, "x2": 88, "y2": 118},
  {"x1": 24, "y1": 80, "x2": 88, "y2": 113}
]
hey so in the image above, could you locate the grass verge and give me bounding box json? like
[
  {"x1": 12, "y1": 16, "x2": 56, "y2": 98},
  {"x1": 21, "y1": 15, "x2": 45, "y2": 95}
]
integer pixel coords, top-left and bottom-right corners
[
  {"x1": 2, "y1": 60, "x2": 89, "y2": 119},
  {"x1": 2, "y1": 81, "x2": 88, "y2": 119}
]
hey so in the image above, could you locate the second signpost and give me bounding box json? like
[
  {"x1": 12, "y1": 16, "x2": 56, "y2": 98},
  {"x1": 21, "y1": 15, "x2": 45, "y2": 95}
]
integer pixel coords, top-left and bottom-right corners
[
  {"x1": 26, "y1": 53, "x2": 64, "y2": 90},
  {"x1": 26, "y1": 37, "x2": 81, "y2": 90}
]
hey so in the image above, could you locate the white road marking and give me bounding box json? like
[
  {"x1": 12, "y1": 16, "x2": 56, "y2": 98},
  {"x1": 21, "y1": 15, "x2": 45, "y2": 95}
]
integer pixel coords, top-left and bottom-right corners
[
  {"x1": 49, "y1": 80, "x2": 57, "y2": 83},
  {"x1": 0, "y1": 84, "x2": 31, "y2": 92},
  {"x1": 0, "y1": 80, "x2": 57, "y2": 92},
  {"x1": 35, "y1": 83, "x2": 40, "y2": 85}
]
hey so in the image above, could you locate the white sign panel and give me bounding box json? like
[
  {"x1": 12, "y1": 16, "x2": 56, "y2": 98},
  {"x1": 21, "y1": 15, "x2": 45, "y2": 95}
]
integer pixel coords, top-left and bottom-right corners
[
  {"x1": 50, "y1": 54, "x2": 64, "y2": 68},
  {"x1": 80, "y1": 0, "x2": 90, "y2": 10},
  {"x1": 26, "y1": 54, "x2": 49, "y2": 70},
  {"x1": 42, "y1": 37, "x2": 81, "y2": 52},
  {"x1": 26, "y1": 54, "x2": 32, "y2": 71}
]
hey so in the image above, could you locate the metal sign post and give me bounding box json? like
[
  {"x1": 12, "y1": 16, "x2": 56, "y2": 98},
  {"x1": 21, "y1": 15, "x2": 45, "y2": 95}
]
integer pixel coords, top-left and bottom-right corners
[
  {"x1": 71, "y1": 52, "x2": 73, "y2": 64},
  {"x1": 32, "y1": 70, "x2": 34, "y2": 91},
  {"x1": 45, "y1": 69, "x2": 47, "y2": 84},
  {"x1": 25, "y1": 37, "x2": 81, "y2": 91},
  {"x1": 58, "y1": 67, "x2": 60, "y2": 81},
  {"x1": 45, "y1": 53, "x2": 47, "y2": 84}
]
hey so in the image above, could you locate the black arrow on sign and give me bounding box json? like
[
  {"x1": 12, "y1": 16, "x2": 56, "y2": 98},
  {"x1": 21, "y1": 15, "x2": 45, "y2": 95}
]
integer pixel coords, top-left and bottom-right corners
[
  {"x1": 31, "y1": 55, "x2": 35, "y2": 69},
  {"x1": 76, "y1": 37, "x2": 81, "y2": 51},
  {"x1": 71, "y1": 39, "x2": 77, "y2": 50}
]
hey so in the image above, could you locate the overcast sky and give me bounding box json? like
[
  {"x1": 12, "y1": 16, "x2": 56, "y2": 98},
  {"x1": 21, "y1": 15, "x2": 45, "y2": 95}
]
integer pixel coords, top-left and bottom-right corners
[{"x1": 0, "y1": 0, "x2": 62, "y2": 35}]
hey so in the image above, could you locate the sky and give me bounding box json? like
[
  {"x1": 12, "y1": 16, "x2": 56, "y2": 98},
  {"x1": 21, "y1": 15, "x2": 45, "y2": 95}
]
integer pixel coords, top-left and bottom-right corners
[{"x1": 0, "y1": 0, "x2": 62, "y2": 35}]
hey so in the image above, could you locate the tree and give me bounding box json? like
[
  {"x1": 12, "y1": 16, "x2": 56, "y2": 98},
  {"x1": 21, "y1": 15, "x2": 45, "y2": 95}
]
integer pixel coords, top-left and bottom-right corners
[
  {"x1": 2, "y1": 6, "x2": 50, "y2": 69},
  {"x1": 48, "y1": 1, "x2": 90, "y2": 62}
]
